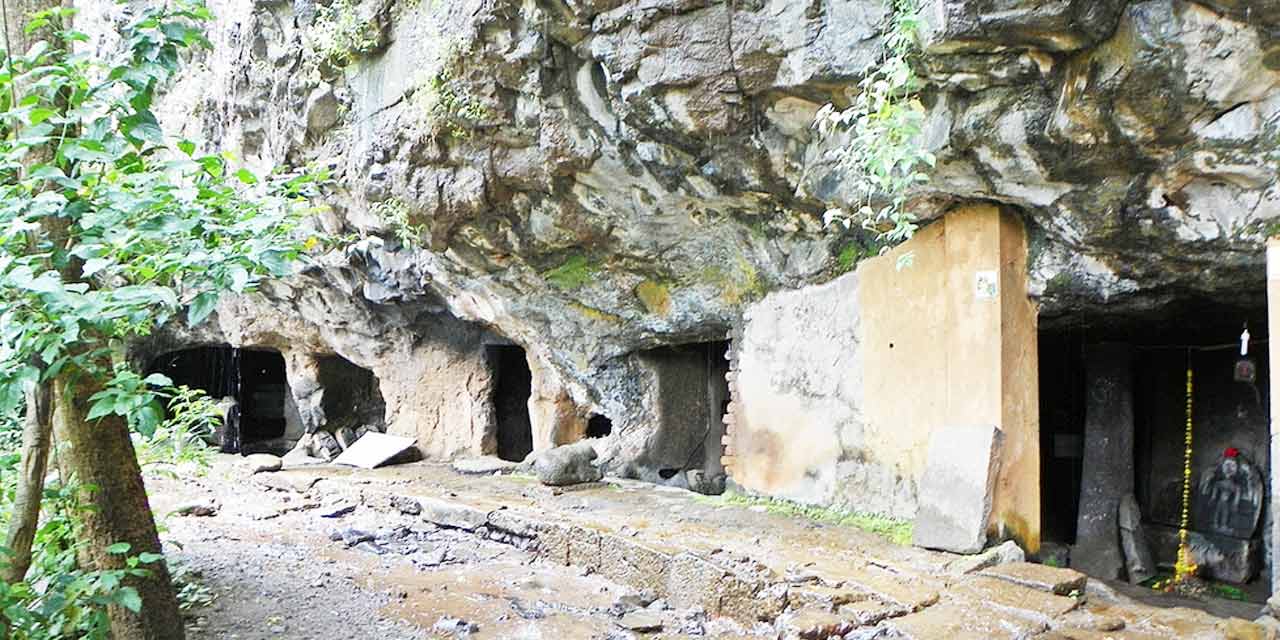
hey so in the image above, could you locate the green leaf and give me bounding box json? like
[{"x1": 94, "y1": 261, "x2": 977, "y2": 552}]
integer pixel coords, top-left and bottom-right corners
[
  {"x1": 115, "y1": 587, "x2": 143, "y2": 612},
  {"x1": 143, "y1": 373, "x2": 172, "y2": 386},
  {"x1": 28, "y1": 106, "x2": 56, "y2": 125},
  {"x1": 186, "y1": 291, "x2": 218, "y2": 325},
  {"x1": 229, "y1": 266, "x2": 250, "y2": 292},
  {"x1": 196, "y1": 155, "x2": 223, "y2": 178},
  {"x1": 82, "y1": 257, "x2": 112, "y2": 277},
  {"x1": 87, "y1": 398, "x2": 116, "y2": 421},
  {"x1": 132, "y1": 402, "x2": 163, "y2": 437},
  {"x1": 121, "y1": 112, "x2": 164, "y2": 145},
  {"x1": 105, "y1": 542, "x2": 131, "y2": 555}
]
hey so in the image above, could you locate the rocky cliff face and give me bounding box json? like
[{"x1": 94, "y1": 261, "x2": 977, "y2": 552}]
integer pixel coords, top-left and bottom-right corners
[{"x1": 90, "y1": 0, "x2": 1280, "y2": 473}]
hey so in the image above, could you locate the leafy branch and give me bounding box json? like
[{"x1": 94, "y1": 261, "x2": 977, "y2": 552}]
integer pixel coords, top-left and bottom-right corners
[
  {"x1": 815, "y1": 0, "x2": 933, "y2": 251},
  {"x1": 0, "y1": 3, "x2": 326, "y2": 414}
]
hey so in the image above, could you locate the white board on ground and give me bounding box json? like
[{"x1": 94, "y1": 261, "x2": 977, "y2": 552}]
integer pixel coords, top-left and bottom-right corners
[{"x1": 332, "y1": 433, "x2": 417, "y2": 469}]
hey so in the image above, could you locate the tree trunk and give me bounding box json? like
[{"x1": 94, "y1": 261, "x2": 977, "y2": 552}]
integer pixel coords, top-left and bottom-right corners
[
  {"x1": 52, "y1": 374, "x2": 185, "y2": 640},
  {"x1": 2, "y1": 381, "x2": 53, "y2": 584},
  {"x1": 4, "y1": 3, "x2": 183, "y2": 637}
]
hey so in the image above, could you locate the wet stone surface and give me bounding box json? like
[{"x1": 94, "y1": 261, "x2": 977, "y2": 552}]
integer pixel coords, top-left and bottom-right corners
[
  {"x1": 147, "y1": 456, "x2": 772, "y2": 639},
  {"x1": 147, "y1": 455, "x2": 1267, "y2": 640}
]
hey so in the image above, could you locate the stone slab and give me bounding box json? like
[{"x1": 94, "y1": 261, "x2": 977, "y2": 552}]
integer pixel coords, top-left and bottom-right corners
[
  {"x1": 450, "y1": 456, "x2": 521, "y2": 475},
  {"x1": 949, "y1": 540, "x2": 1026, "y2": 575},
  {"x1": 245, "y1": 453, "x2": 283, "y2": 473},
  {"x1": 1146, "y1": 524, "x2": 1261, "y2": 584},
  {"x1": 617, "y1": 610, "x2": 663, "y2": 632},
  {"x1": 841, "y1": 568, "x2": 941, "y2": 612},
  {"x1": 414, "y1": 496, "x2": 490, "y2": 531},
  {"x1": 787, "y1": 584, "x2": 870, "y2": 610},
  {"x1": 1118, "y1": 493, "x2": 1156, "y2": 584},
  {"x1": 666, "y1": 552, "x2": 728, "y2": 613},
  {"x1": 332, "y1": 433, "x2": 416, "y2": 469},
  {"x1": 775, "y1": 608, "x2": 855, "y2": 640},
  {"x1": 1037, "y1": 630, "x2": 1164, "y2": 640},
  {"x1": 836, "y1": 598, "x2": 908, "y2": 626},
  {"x1": 596, "y1": 535, "x2": 672, "y2": 597},
  {"x1": 913, "y1": 424, "x2": 1003, "y2": 554},
  {"x1": 978, "y1": 561, "x2": 1088, "y2": 596},
  {"x1": 888, "y1": 601, "x2": 1045, "y2": 640},
  {"x1": 951, "y1": 575, "x2": 1081, "y2": 624},
  {"x1": 566, "y1": 525, "x2": 603, "y2": 573}
]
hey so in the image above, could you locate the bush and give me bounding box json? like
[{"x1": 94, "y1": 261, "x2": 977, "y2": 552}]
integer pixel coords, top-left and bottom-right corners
[
  {"x1": 0, "y1": 466, "x2": 160, "y2": 639},
  {"x1": 134, "y1": 385, "x2": 221, "y2": 475}
]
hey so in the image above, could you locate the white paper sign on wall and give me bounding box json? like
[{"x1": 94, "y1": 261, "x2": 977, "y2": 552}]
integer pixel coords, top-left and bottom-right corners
[
  {"x1": 975, "y1": 270, "x2": 999, "y2": 300},
  {"x1": 1268, "y1": 243, "x2": 1280, "y2": 279}
]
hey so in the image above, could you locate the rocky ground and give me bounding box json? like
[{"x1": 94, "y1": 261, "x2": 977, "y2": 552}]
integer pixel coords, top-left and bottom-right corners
[
  {"x1": 146, "y1": 454, "x2": 1274, "y2": 640},
  {"x1": 146, "y1": 456, "x2": 769, "y2": 639}
]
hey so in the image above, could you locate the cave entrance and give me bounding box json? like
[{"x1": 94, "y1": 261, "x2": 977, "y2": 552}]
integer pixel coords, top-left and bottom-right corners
[
  {"x1": 489, "y1": 345, "x2": 533, "y2": 462},
  {"x1": 638, "y1": 340, "x2": 731, "y2": 494},
  {"x1": 1038, "y1": 302, "x2": 1270, "y2": 595},
  {"x1": 317, "y1": 355, "x2": 386, "y2": 433},
  {"x1": 147, "y1": 346, "x2": 290, "y2": 453}
]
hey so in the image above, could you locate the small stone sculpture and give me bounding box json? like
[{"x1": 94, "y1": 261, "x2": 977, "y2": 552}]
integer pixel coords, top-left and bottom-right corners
[{"x1": 1197, "y1": 448, "x2": 1262, "y2": 539}]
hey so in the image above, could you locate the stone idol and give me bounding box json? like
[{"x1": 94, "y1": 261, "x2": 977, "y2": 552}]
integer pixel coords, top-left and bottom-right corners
[{"x1": 1195, "y1": 448, "x2": 1263, "y2": 540}]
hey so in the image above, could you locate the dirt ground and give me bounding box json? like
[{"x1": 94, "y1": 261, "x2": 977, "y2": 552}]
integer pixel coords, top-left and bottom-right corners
[
  {"x1": 144, "y1": 454, "x2": 1271, "y2": 640},
  {"x1": 146, "y1": 456, "x2": 767, "y2": 639}
]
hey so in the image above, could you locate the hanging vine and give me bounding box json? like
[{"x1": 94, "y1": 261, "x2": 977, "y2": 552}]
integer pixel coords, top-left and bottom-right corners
[{"x1": 814, "y1": 0, "x2": 934, "y2": 251}]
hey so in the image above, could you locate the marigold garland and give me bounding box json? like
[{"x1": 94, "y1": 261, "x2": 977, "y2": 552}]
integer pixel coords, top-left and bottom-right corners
[{"x1": 1172, "y1": 362, "x2": 1199, "y2": 584}]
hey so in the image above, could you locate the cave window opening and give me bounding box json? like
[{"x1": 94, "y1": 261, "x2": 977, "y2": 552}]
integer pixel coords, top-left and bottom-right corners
[
  {"x1": 317, "y1": 355, "x2": 386, "y2": 434},
  {"x1": 147, "y1": 346, "x2": 288, "y2": 453},
  {"x1": 489, "y1": 345, "x2": 533, "y2": 463},
  {"x1": 1038, "y1": 302, "x2": 1270, "y2": 592},
  {"x1": 587, "y1": 414, "x2": 613, "y2": 438}
]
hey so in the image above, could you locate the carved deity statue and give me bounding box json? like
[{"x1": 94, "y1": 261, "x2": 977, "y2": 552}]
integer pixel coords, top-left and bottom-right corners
[{"x1": 1197, "y1": 448, "x2": 1262, "y2": 539}]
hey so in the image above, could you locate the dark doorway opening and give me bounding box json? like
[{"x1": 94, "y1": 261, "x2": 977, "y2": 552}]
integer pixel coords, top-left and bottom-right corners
[
  {"x1": 1038, "y1": 302, "x2": 1270, "y2": 591},
  {"x1": 317, "y1": 355, "x2": 385, "y2": 432},
  {"x1": 635, "y1": 340, "x2": 731, "y2": 494},
  {"x1": 1038, "y1": 329, "x2": 1087, "y2": 545},
  {"x1": 587, "y1": 414, "x2": 613, "y2": 438},
  {"x1": 148, "y1": 346, "x2": 289, "y2": 452},
  {"x1": 489, "y1": 345, "x2": 533, "y2": 462}
]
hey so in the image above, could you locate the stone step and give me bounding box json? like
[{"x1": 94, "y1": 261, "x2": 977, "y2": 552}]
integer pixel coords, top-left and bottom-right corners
[
  {"x1": 950, "y1": 575, "x2": 1081, "y2": 625},
  {"x1": 888, "y1": 601, "x2": 1046, "y2": 640},
  {"x1": 978, "y1": 561, "x2": 1088, "y2": 596}
]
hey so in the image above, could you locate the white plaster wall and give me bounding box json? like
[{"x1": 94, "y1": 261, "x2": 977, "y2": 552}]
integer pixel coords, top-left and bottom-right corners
[{"x1": 730, "y1": 271, "x2": 917, "y2": 519}]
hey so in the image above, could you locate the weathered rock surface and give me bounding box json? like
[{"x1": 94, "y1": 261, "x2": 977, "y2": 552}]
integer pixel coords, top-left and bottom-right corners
[
  {"x1": 978, "y1": 562, "x2": 1088, "y2": 597},
  {"x1": 79, "y1": 0, "x2": 1280, "y2": 493},
  {"x1": 1147, "y1": 523, "x2": 1262, "y2": 584},
  {"x1": 1118, "y1": 493, "x2": 1156, "y2": 584},
  {"x1": 533, "y1": 442, "x2": 604, "y2": 486},
  {"x1": 949, "y1": 539, "x2": 1026, "y2": 575},
  {"x1": 245, "y1": 453, "x2": 284, "y2": 474}
]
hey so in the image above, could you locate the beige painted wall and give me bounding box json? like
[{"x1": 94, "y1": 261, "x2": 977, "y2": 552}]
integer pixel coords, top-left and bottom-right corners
[
  {"x1": 994, "y1": 211, "x2": 1041, "y2": 551},
  {"x1": 727, "y1": 204, "x2": 1040, "y2": 549},
  {"x1": 862, "y1": 204, "x2": 1040, "y2": 550},
  {"x1": 859, "y1": 221, "x2": 950, "y2": 500}
]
